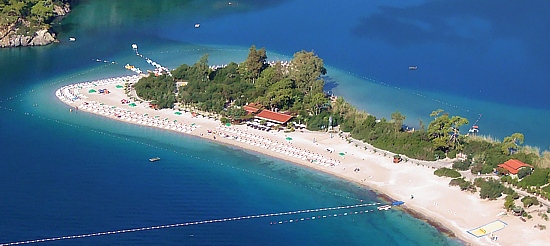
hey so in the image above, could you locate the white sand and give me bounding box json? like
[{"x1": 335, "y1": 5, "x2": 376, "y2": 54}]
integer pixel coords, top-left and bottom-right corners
[{"x1": 56, "y1": 76, "x2": 550, "y2": 246}]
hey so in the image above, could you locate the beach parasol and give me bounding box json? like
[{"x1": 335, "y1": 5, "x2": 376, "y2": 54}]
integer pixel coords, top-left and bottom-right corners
[
  {"x1": 88, "y1": 89, "x2": 97, "y2": 93},
  {"x1": 225, "y1": 123, "x2": 231, "y2": 126},
  {"x1": 338, "y1": 152, "x2": 345, "y2": 156},
  {"x1": 155, "y1": 115, "x2": 160, "y2": 118},
  {"x1": 116, "y1": 85, "x2": 123, "y2": 89},
  {"x1": 143, "y1": 113, "x2": 148, "y2": 116},
  {"x1": 174, "y1": 111, "x2": 182, "y2": 115},
  {"x1": 128, "y1": 103, "x2": 137, "y2": 107},
  {"x1": 285, "y1": 137, "x2": 293, "y2": 141}
]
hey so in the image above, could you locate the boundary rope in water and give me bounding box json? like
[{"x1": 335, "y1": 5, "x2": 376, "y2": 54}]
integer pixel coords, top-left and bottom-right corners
[
  {"x1": 269, "y1": 207, "x2": 376, "y2": 225},
  {"x1": 328, "y1": 66, "x2": 481, "y2": 116},
  {"x1": 0, "y1": 202, "x2": 381, "y2": 246}
]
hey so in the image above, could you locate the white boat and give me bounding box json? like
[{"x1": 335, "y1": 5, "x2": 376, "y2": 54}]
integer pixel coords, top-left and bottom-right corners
[
  {"x1": 69, "y1": 37, "x2": 76, "y2": 42},
  {"x1": 377, "y1": 205, "x2": 391, "y2": 211},
  {"x1": 194, "y1": 23, "x2": 201, "y2": 28}
]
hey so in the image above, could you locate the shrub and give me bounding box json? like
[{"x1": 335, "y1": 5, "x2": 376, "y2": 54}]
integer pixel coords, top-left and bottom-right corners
[
  {"x1": 517, "y1": 167, "x2": 532, "y2": 179},
  {"x1": 447, "y1": 149, "x2": 457, "y2": 158},
  {"x1": 479, "y1": 178, "x2": 505, "y2": 200},
  {"x1": 434, "y1": 168, "x2": 461, "y2": 178},
  {"x1": 539, "y1": 213, "x2": 549, "y2": 221},
  {"x1": 504, "y1": 195, "x2": 515, "y2": 210},
  {"x1": 449, "y1": 178, "x2": 472, "y2": 191},
  {"x1": 521, "y1": 196, "x2": 540, "y2": 208},
  {"x1": 520, "y1": 168, "x2": 550, "y2": 187},
  {"x1": 452, "y1": 160, "x2": 471, "y2": 171}
]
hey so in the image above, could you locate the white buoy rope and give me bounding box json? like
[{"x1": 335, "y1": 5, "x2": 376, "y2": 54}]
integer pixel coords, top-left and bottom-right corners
[{"x1": 0, "y1": 202, "x2": 382, "y2": 246}]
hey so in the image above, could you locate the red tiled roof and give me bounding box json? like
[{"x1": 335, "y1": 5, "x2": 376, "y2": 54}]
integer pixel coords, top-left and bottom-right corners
[
  {"x1": 497, "y1": 159, "x2": 533, "y2": 174},
  {"x1": 243, "y1": 105, "x2": 260, "y2": 114},
  {"x1": 255, "y1": 110, "x2": 293, "y2": 124}
]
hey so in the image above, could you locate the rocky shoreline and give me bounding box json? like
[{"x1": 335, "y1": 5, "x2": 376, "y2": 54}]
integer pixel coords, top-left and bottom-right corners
[{"x1": 0, "y1": 3, "x2": 70, "y2": 48}]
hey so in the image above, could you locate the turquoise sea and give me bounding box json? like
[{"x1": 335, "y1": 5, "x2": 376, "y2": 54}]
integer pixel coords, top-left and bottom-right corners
[{"x1": 2, "y1": 0, "x2": 548, "y2": 245}]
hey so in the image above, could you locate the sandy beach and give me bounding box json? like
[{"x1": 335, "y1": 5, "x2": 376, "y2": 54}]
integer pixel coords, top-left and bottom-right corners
[{"x1": 56, "y1": 75, "x2": 550, "y2": 246}]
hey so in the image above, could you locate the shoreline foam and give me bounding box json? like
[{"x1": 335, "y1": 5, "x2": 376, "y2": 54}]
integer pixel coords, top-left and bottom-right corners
[{"x1": 56, "y1": 75, "x2": 550, "y2": 246}]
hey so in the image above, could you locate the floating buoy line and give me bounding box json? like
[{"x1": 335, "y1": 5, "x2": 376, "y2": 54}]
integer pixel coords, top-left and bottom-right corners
[{"x1": 0, "y1": 202, "x2": 383, "y2": 245}]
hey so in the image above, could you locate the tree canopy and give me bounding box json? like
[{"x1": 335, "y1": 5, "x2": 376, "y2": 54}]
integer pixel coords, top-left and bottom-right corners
[{"x1": 0, "y1": 0, "x2": 71, "y2": 27}]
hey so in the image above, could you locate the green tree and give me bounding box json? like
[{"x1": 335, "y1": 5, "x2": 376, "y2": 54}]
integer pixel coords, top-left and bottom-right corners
[
  {"x1": 240, "y1": 45, "x2": 267, "y2": 83},
  {"x1": 307, "y1": 92, "x2": 328, "y2": 115},
  {"x1": 504, "y1": 195, "x2": 515, "y2": 210},
  {"x1": 501, "y1": 133, "x2": 525, "y2": 155},
  {"x1": 289, "y1": 50, "x2": 326, "y2": 95},
  {"x1": 427, "y1": 109, "x2": 468, "y2": 152},
  {"x1": 391, "y1": 110, "x2": 406, "y2": 132},
  {"x1": 31, "y1": 0, "x2": 54, "y2": 25}
]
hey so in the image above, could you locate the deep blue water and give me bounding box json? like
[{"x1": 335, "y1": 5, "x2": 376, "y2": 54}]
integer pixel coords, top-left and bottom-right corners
[{"x1": 2, "y1": 0, "x2": 548, "y2": 245}]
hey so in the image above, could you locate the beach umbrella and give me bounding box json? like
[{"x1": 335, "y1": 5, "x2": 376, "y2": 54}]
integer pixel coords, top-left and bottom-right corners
[
  {"x1": 173, "y1": 120, "x2": 178, "y2": 123},
  {"x1": 155, "y1": 115, "x2": 160, "y2": 118},
  {"x1": 116, "y1": 85, "x2": 123, "y2": 89},
  {"x1": 174, "y1": 111, "x2": 182, "y2": 115},
  {"x1": 338, "y1": 152, "x2": 345, "y2": 156},
  {"x1": 225, "y1": 123, "x2": 231, "y2": 126},
  {"x1": 285, "y1": 137, "x2": 292, "y2": 141},
  {"x1": 143, "y1": 113, "x2": 148, "y2": 116},
  {"x1": 88, "y1": 89, "x2": 97, "y2": 93}
]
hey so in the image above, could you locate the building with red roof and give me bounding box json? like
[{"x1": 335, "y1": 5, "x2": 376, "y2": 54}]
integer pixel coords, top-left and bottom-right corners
[
  {"x1": 243, "y1": 103, "x2": 261, "y2": 114},
  {"x1": 255, "y1": 110, "x2": 293, "y2": 125},
  {"x1": 497, "y1": 159, "x2": 534, "y2": 175}
]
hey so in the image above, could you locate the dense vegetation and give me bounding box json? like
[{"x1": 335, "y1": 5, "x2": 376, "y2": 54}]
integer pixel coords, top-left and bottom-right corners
[
  {"x1": 134, "y1": 46, "x2": 550, "y2": 206},
  {"x1": 0, "y1": 0, "x2": 71, "y2": 32},
  {"x1": 133, "y1": 74, "x2": 176, "y2": 109},
  {"x1": 136, "y1": 46, "x2": 329, "y2": 124}
]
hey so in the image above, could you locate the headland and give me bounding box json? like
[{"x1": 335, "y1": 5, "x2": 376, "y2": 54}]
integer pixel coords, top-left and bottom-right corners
[{"x1": 55, "y1": 75, "x2": 550, "y2": 245}]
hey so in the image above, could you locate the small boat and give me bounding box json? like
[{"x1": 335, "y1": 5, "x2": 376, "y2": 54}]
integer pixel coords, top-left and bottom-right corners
[
  {"x1": 194, "y1": 23, "x2": 201, "y2": 28},
  {"x1": 149, "y1": 157, "x2": 161, "y2": 162},
  {"x1": 468, "y1": 125, "x2": 479, "y2": 134},
  {"x1": 377, "y1": 205, "x2": 392, "y2": 211},
  {"x1": 408, "y1": 66, "x2": 417, "y2": 70},
  {"x1": 391, "y1": 201, "x2": 405, "y2": 206},
  {"x1": 69, "y1": 37, "x2": 76, "y2": 42}
]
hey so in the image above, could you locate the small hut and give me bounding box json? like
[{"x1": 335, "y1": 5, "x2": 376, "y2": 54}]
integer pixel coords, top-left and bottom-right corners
[{"x1": 512, "y1": 206, "x2": 524, "y2": 216}]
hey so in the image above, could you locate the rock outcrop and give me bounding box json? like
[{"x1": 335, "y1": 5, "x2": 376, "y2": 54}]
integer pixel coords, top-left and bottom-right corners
[
  {"x1": 0, "y1": 27, "x2": 57, "y2": 48},
  {"x1": 0, "y1": 3, "x2": 70, "y2": 48}
]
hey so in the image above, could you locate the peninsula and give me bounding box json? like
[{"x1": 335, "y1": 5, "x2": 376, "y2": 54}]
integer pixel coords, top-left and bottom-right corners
[
  {"x1": 0, "y1": 0, "x2": 71, "y2": 48},
  {"x1": 56, "y1": 46, "x2": 550, "y2": 245}
]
